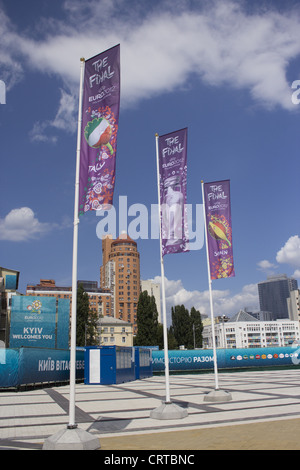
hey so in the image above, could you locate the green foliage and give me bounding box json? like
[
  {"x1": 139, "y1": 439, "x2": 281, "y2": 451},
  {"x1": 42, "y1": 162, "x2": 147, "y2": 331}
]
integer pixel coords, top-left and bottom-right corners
[
  {"x1": 133, "y1": 290, "x2": 203, "y2": 351},
  {"x1": 76, "y1": 284, "x2": 99, "y2": 346},
  {"x1": 190, "y1": 306, "x2": 203, "y2": 348},
  {"x1": 156, "y1": 323, "x2": 177, "y2": 350},
  {"x1": 134, "y1": 291, "x2": 159, "y2": 346},
  {"x1": 171, "y1": 305, "x2": 203, "y2": 349},
  {"x1": 171, "y1": 305, "x2": 193, "y2": 349}
]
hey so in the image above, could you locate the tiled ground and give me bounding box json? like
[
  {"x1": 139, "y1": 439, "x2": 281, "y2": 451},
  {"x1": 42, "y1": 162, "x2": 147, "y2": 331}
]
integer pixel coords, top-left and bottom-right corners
[{"x1": 1, "y1": 369, "x2": 300, "y2": 449}]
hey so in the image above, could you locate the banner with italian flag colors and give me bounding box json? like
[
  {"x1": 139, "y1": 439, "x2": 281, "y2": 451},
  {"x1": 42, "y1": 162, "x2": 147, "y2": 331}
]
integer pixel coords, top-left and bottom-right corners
[
  {"x1": 203, "y1": 180, "x2": 235, "y2": 279},
  {"x1": 79, "y1": 45, "x2": 120, "y2": 215},
  {"x1": 158, "y1": 128, "x2": 189, "y2": 256}
]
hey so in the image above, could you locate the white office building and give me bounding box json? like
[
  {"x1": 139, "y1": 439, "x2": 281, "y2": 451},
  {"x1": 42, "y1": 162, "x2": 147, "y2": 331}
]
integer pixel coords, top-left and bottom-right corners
[{"x1": 203, "y1": 309, "x2": 300, "y2": 349}]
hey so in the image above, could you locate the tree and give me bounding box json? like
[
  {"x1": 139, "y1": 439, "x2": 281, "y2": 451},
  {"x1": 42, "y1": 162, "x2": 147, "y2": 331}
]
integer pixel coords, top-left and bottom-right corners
[
  {"x1": 85, "y1": 310, "x2": 99, "y2": 346},
  {"x1": 76, "y1": 284, "x2": 98, "y2": 346},
  {"x1": 134, "y1": 291, "x2": 159, "y2": 346},
  {"x1": 190, "y1": 307, "x2": 203, "y2": 348},
  {"x1": 170, "y1": 305, "x2": 204, "y2": 349},
  {"x1": 157, "y1": 323, "x2": 177, "y2": 350},
  {"x1": 171, "y1": 305, "x2": 193, "y2": 349}
]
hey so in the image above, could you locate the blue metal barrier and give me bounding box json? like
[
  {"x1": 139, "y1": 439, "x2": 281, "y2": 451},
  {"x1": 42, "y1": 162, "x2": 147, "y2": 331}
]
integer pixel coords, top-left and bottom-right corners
[
  {"x1": 0, "y1": 348, "x2": 84, "y2": 388},
  {"x1": 152, "y1": 346, "x2": 300, "y2": 372},
  {"x1": 135, "y1": 347, "x2": 153, "y2": 379}
]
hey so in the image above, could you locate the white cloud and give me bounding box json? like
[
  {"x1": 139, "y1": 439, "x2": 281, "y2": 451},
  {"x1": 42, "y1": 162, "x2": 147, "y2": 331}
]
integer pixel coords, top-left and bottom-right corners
[
  {"x1": 152, "y1": 275, "x2": 259, "y2": 324},
  {"x1": 0, "y1": 207, "x2": 55, "y2": 241},
  {"x1": 257, "y1": 260, "x2": 277, "y2": 270},
  {"x1": 293, "y1": 269, "x2": 300, "y2": 279},
  {"x1": 256, "y1": 259, "x2": 278, "y2": 276},
  {"x1": 0, "y1": 9, "x2": 23, "y2": 90},
  {"x1": 276, "y1": 235, "x2": 300, "y2": 268},
  {"x1": 30, "y1": 89, "x2": 77, "y2": 143},
  {"x1": 2, "y1": 0, "x2": 300, "y2": 115},
  {"x1": 29, "y1": 121, "x2": 58, "y2": 144}
]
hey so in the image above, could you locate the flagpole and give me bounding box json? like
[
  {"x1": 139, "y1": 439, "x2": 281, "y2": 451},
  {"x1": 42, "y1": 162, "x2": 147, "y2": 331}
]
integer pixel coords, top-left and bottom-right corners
[
  {"x1": 150, "y1": 134, "x2": 187, "y2": 420},
  {"x1": 43, "y1": 57, "x2": 100, "y2": 448},
  {"x1": 68, "y1": 57, "x2": 85, "y2": 429},
  {"x1": 155, "y1": 133, "x2": 171, "y2": 403},
  {"x1": 201, "y1": 180, "x2": 219, "y2": 391}
]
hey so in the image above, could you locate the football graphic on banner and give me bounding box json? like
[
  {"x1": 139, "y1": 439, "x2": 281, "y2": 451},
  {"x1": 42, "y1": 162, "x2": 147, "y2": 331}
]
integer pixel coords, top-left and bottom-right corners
[{"x1": 84, "y1": 117, "x2": 113, "y2": 154}]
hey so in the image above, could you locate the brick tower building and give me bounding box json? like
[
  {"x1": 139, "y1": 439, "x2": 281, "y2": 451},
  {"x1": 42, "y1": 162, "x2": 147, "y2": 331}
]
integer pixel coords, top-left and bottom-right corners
[{"x1": 100, "y1": 233, "x2": 140, "y2": 333}]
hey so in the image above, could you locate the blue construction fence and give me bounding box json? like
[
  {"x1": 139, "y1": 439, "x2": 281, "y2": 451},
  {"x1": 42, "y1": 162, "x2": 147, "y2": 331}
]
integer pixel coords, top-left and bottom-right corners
[
  {"x1": 0, "y1": 347, "x2": 84, "y2": 388},
  {"x1": 152, "y1": 345, "x2": 300, "y2": 372},
  {"x1": 84, "y1": 346, "x2": 153, "y2": 384},
  {"x1": 0, "y1": 346, "x2": 153, "y2": 389},
  {"x1": 4, "y1": 345, "x2": 298, "y2": 389}
]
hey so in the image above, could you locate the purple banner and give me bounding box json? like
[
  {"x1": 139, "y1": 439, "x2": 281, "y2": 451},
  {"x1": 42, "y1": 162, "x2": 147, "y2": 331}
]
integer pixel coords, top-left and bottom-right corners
[
  {"x1": 158, "y1": 128, "x2": 189, "y2": 256},
  {"x1": 204, "y1": 180, "x2": 235, "y2": 280},
  {"x1": 79, "y1": 45, "x2": 120, "y2": 215}
]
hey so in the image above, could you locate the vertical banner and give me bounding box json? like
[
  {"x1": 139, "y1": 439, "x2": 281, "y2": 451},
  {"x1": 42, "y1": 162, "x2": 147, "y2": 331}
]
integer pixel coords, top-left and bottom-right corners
[
  {"x1": 158, "y1": 128, "x2": 189, "y2": 256},
  {"x1": 203, "y1": 180, "x2": 235, "y2": 279},
  {"x1": 79, "y1": 45, "x2": 120, "y2": 215}
]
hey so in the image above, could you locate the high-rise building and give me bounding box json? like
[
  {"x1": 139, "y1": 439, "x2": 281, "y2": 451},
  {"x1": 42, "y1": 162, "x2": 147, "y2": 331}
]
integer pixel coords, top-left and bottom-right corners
[
  {"x1": 100, "y1": 233, "x2": 140, "y2": 333},
  {"x1": 258, "y1": 274, "x2": 298, "y2": 320}
]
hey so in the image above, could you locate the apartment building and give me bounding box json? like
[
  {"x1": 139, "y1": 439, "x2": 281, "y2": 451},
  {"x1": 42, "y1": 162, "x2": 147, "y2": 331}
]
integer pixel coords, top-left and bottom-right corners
[
  {"x1": 26, "y1": 279, "x2": 112, "y2": 318},
  {"x1": 98, "y1": 316, "x2": 133, "y2": 347},
  {"x1": 100, "y1": 233, "x2": 140, "y2": 334}
]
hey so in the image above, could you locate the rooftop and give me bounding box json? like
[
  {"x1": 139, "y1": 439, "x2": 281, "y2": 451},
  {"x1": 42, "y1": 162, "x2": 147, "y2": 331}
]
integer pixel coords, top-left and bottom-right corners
[{"x1": 228, "y1": 309, "x2": 259, "y2": 322}]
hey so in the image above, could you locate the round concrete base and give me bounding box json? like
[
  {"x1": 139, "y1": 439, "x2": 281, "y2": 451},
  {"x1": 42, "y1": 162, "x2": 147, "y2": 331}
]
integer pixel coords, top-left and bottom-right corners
[
  {"x1": 43, "y1": 427, "x2": 100, "y2": 450},
  {"x1": 203, "y1": 389, "x2": 232, "y2": 402},
  {"x1": 150, "y1": 401, "x2": 188, "y2": 420}
]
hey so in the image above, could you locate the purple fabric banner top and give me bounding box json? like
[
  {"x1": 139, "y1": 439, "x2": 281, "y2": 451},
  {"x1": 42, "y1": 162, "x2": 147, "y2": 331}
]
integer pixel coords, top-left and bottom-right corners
[
  {"x1": 79, "y1": 45, "x2": 120, "y2": 216},
  {"x1": 158, "y1": 128, "x2": 189, "y2": 256},
  {"x1": 203, "y1": 180, "x2": 235, "y2": 280}
]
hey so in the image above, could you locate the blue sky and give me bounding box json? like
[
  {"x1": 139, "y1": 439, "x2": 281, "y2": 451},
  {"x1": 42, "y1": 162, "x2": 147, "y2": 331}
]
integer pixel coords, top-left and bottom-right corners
[{"x1": 1, "y1": 0, "x2": 300, "y2": 321}]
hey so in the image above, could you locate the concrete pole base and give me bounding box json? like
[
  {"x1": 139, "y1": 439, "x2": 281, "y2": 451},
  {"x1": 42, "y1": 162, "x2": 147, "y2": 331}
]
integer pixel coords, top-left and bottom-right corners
[
  {"x1": 150, "y1": 401, "x2": 188, "y2": 420},
  {"x1": 43, "y1": 427, "x2": 100, "y2": 450},
  {"x1": 203, "y1": 389, "x2": 232, "y2": 402}
]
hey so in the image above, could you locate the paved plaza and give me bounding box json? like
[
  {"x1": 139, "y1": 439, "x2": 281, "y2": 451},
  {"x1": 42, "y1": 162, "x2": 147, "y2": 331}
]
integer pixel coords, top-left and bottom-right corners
[{"x1": 1, "y1": 368, "x2": 300, "y2": 450}]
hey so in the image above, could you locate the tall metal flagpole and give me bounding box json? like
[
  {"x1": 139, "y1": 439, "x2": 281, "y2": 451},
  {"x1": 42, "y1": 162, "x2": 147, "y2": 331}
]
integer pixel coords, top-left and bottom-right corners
[
  {"x1": 150, "y1": 134, "x2": 187, "y2": 419},
  {"x1": 201, "y1": 180, "x2": 219, "y2": 391},
  {"x1": 155, "y1": 133, "x2": 171, "y2": 404},
  {"x1": 68, "y1": 57, "x2": 85, "y2": 428},
  {"x1": 201, "y1": 180, "x2": 232, "y2": 402},
  {"x1": 43, "y1": 58, "x2": 100, "y2": 448}
]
